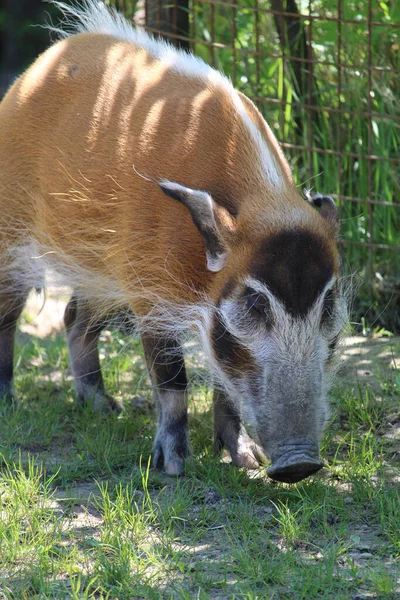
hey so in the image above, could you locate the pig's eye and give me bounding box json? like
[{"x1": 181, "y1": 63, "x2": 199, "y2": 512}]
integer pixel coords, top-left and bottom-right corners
[
  {"x1": 244, "y1": 287, "x2": 270, "y2": 320},
  {"x1": 322, "y1": 288, "x2": 335, "y2": 324}
]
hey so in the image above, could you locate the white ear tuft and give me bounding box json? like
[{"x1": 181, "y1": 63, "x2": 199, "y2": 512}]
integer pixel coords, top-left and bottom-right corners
[
  {"x1": 158, "y1": 179, "x2": 228, "y2": 272},
  {"x1": 206, "y1": 252, "x2": 227, "y2": 273}
]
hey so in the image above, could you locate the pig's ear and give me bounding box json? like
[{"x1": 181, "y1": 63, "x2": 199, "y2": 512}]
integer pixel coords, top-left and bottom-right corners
[
  {"x1": 159, "y1": 180, "x2": 235, "y2": 272},
  {"x1": 305, "y1": 191, "x2": 340, "y2": 232}
]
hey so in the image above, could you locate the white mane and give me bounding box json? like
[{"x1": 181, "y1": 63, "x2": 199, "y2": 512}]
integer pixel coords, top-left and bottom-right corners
[{"x1": 48, "y1": 1, "x2": 231, "y2": 89}]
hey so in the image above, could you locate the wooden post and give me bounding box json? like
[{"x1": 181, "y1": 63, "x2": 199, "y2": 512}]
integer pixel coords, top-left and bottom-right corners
[
  {"x1": 0, "y1": 0, "x2": 50, "y2": 97},
  {"x1": 145, "y1": 0, "x2": 190, "y2": 51}
]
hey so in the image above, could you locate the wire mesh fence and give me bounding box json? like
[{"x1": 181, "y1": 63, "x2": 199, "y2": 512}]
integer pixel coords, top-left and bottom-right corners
[{"x1": 115, "y1": 0, "x2": 400, "y2": 328}]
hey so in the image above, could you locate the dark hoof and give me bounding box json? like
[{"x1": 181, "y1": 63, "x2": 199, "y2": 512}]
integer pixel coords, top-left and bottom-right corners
[
  {"x1": 232, "y1": 451, "x2": 260, "y2": 469},
  {"x1": 78, "y1": 392, "x2": 123, "y2": 414},
  {"x1": 152, "y1": 438, "x2": 188, "y2": 476},
  {"x1": 230, "y1": 442, "x2": 267, "y2": 469},
  {"x1": 165, "y1": 458, "x2": 185, "y2": 476},
  {"x1": 267, "y1": 457, "x2": 324, "y2": 483},
  {"x1": 106, "y1": 396, "x2": 123, "y2": 414},
  {"x1": 215, "y1": 428, "x2": 267, "y2": 470}
]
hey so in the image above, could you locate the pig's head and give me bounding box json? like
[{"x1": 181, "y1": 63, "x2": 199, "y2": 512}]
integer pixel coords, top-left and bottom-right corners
[
  {"x1": 210, "y1": 222, "x2": 346, "y2": 483},
  {"x1": 159, "y1": 181, "x2": 347, "y2": 483}
]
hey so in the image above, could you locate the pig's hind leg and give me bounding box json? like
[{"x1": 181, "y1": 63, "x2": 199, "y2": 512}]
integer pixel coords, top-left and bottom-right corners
[
  {"x1": 0, "y1": 280, "x2": 29, "y2": 400},
  {"x1": 142, "y1": 333, "x2": 189, "y2": 476},
  {"x1": 64, "y1": 295, "x2": 122, "y2": 413},
  {"x1": 214, "y1": 389, "x2": 266, "y2": 468}
]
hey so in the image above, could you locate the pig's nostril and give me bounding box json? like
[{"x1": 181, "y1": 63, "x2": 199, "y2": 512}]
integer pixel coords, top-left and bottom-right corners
[{"x1": 267, "y1": 457, "x2": 324, "y2": 483}]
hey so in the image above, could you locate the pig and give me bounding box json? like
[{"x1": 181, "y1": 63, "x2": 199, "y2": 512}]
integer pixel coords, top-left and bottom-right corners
[{"x1": 0, "y1": 0, "x2": 347, "y2": 482}]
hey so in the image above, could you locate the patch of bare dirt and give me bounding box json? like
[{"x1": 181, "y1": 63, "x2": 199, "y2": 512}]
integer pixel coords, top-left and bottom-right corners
[
  {"x1": 51, "y1": 482, "x2": 104, "y2": 541},
  {"x1": 339, "y1": 335, "x2": 400, "y2": 391},
  {"x1": 20, "y1": 287, "x2": 71, "y2": 339}
]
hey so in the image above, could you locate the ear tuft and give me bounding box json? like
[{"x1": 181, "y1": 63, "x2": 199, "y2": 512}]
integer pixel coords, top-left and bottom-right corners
[
  {"x1": 158, "y1": 180, "x2": 227, "y2": 272},
  {"x1": 207, "y1": 252, "x2": 227, "y2": 273}
]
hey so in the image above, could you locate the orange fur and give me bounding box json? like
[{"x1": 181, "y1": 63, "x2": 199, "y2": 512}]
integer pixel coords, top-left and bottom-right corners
[{"x1": 0, "y1": 32, "x2": 338, "y2": 314}]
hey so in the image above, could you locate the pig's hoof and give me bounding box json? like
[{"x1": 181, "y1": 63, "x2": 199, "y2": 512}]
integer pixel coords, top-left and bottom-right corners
[
  {"x1": 78, "y1": 391, "x2": 123, "y2": 414},
  {"x1": 230, "y1": 439, "x2": 267, "y2": 469},
  {"x1": 92, "y1": 392, "x2": 123, "y2": 414},
  {"x1": 165, "y1": 458, "x2": 185, "y2": 476},
  {"x1": 0, "y1": 381, "x2": 16, "y2": 403},
  {"x1": 231, "y1": 448, "x2": 260, "y2": 469},
  {"x1": 216, "y1": 427, "x2": 266, "y2": 469},
  {"x1": 152, "y1": 436, "x2": 188, "y2": 476}
]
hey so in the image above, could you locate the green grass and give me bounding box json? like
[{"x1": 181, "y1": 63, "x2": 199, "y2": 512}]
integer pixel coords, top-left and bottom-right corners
[{"x1": 0, "y1": 326, "x2": 399, "y2": 599}]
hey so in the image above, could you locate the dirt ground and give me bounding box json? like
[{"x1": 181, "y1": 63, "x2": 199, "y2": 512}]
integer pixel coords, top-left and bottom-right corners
[{"x1": 340, "y1": 335, "x2": 400, "y2": 390}]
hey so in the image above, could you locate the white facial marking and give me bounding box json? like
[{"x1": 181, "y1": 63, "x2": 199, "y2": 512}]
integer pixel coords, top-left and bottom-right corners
[
  {"x1": 159, "y1": 180, "x2": 212, "y2": 207},
  {"x1": 216, "y1": 276, "x2": 346, "y2": 449}
]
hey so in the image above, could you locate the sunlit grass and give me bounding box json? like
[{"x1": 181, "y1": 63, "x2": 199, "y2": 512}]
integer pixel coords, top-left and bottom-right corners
[{"x1": 0, "y1": 329, "x2": 399, "y2": 598}]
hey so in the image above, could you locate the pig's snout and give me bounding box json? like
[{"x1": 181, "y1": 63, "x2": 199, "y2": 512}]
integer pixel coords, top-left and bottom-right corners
[{"x1": 267, "y1": 442, "x2": 324, "y2": 483}]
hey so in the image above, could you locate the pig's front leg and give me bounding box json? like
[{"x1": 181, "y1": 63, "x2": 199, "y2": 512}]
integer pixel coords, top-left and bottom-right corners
[
  {"x1": 213, "y1": 389, "x2": 266, "y2": 468},
  {"x1": 142, "y1": 334, "x2": 189, "y2": 476}
]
